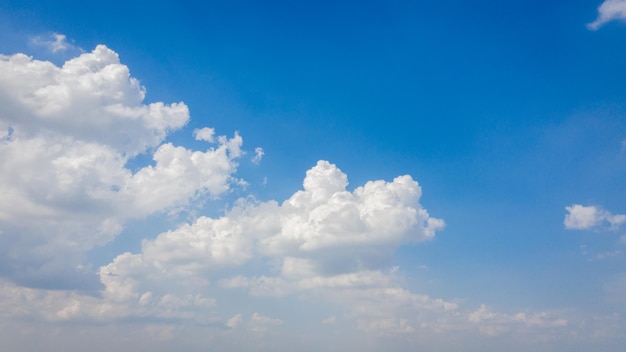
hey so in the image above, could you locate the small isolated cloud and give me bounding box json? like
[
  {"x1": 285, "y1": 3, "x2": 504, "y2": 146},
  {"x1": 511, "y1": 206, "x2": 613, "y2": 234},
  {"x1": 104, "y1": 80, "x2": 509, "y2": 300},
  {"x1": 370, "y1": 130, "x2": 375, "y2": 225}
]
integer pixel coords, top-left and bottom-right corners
[
  {"x1": 252, "y1": 147, "x2": 264, "y2": 164},
  {"x1": 193, "y1": 127, "x2": 215, "y2": 142},
  {"x1": 588, "y1": 0, "x2": 626, "y2": 30},
  {"x1": 226, "y1": 314, "x2": 243, "y2": 329},
  {"x1": 564, "y1": 204, "x2": 626, "y2": 230},
  {"x1": 31, "y1": 32, "x2": 79, "y2": 53}
]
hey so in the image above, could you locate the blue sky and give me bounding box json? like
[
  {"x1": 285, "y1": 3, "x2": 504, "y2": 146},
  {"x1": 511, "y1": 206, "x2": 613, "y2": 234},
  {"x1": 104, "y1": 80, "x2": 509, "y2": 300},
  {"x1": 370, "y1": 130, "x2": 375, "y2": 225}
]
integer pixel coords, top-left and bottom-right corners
[{"x1": 1, "y1": 1, "x2": 626, "y2": 351}]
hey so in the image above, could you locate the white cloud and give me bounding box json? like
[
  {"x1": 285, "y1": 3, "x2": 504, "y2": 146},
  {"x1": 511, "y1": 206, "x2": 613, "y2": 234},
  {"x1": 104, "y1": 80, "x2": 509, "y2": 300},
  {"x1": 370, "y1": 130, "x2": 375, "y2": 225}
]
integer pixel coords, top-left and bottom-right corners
[
  {"x1": 31, "y1": 33, "x2": 78, "y2": 53},
  {"x1": 564, "y1": 204, "x2": 625, "y2": 230},
  {"x1": 0, "y1": 46, "x2": 244, "y2": 288},
  {"x1": 193, "y1": 127, "x2": 215, "y2": 142},
  {"x1": 99, "y1": 160, "x2": 444, "y2": 301},
  {"x1": 0, "y1": 158, "x2": 456, "y2": 332},
  {"x1": 588, "y1": 0, "x2": 626, "y2": 30},
  {"x1": 0, "y1": 45, "x2": 189, "y2": 156},
  {"x1": 252, "y1": 147, "x2": 264, "y2": 164},
  {"x1": 564, "y1": 204, "x2": 603, "y2": 229}
]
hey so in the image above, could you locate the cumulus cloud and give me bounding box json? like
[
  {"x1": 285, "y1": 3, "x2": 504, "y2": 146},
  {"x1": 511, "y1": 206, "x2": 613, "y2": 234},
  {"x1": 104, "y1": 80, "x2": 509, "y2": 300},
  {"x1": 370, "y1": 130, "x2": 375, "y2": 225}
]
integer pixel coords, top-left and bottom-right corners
[
  {"x1": 564, "y1": 204, "x2": 626, "y2": 230},
  {"x1": 100, "y1": 160, "x2": 444, "y2": 300},
  {"x1": 0, "y1": 159, "x2": 454, "y2": 332},
  {"x1": 0, "y1": 46, "x2": 244, "y2": 288},
  {"x1": 0, "y1": 45, "x2": 189, "y2": 155},
  {"x1": 193, "y1": 127, "x2": 215, "y2": 142},
  {"x1": 588, "y1": 0, "x2": 626, "y2": 30},
  {"x1": 62, "y1": 161, "x2": 470, "y2": 337}
]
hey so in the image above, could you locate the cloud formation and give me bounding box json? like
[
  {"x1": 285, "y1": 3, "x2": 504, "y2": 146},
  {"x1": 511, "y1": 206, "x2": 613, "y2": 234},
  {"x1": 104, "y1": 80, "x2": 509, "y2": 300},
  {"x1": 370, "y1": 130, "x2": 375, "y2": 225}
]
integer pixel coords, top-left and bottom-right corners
[
  {"x1": 98, "y1": 160, "x2": 445, "y2": 311},
  {"x1": 588, "y1": 0, "x2": 626, "y2": 30},
  {"x1": 0, "y1": 45, "x2": 243, "y2": 288},
  {"x1": 31, "y1": 32, "x2": 78, "y2": 53},
  {"x1": 252, "y1": 147, "x2": 264, "y2": 164},
  {"x1": 0, "y1": 42, "x2": 576, "y2": 350},
  {"x1": 564, "y1": 204, "x2": 626, "y2": 230}
]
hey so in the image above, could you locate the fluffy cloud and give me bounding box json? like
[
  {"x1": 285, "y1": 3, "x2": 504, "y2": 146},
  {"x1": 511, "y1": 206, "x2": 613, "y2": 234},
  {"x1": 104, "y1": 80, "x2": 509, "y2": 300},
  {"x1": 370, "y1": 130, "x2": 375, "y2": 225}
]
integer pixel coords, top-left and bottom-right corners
[
  {"x1": 0, "y1": 159, "x2": 453, "y2": 331},
  {"x1": 564, "y1": 204, "x2": 626, "y2": 230},
  {"x1": 588, "y1": 0, "x2": 626, "y2": 30},
  {"x1": 0, "y1": 44, "x2": 452, "y2": 333},
  {"x1": 0, "y1": 45, "x2": 244, "y2": 288},
  {"x1": 0, "y1": 45, "x2": 189, "y2": 155},
  {"x1": 100, "y1": 160, "x2": 444, "y2": 301},
  {"x1": 194, "y1": 127, "x2": 215, "y2": 142}
]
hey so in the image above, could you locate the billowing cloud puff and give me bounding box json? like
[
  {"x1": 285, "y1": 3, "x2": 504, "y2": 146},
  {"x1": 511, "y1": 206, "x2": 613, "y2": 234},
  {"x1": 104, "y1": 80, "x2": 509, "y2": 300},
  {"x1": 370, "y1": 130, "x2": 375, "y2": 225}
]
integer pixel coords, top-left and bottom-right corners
[
  {"x1": 0, "y1": 45, "x2": 188, "y2": 155},
  {"x1": 101, "y1": 161, "x2": 444, "y2": 298},
  {"x1": 588, "y1": 0, "x2": 626, "y2": 30},
  {"x1": 70, "y1": 160, "x2": 446, "y2": 327},
  {"x1": 564, "y1": 204, "x2": 625, "y2": 230},
  {"x1": 0, "y1": 46, "x2": 243, "y2": 288}
]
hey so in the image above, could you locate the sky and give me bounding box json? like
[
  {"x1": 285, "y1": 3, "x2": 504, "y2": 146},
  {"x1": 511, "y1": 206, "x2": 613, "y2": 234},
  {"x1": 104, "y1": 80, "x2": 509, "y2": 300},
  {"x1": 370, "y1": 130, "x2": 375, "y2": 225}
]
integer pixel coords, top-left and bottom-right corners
[{"x1": 1, "y1": 0, "x2": 626, "y2": 351}]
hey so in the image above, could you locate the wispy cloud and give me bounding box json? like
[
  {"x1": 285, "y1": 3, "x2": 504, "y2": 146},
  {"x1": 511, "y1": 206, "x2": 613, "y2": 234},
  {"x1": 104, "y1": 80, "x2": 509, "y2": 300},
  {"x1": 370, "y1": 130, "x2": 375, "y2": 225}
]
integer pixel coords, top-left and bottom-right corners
[
  {"x1": 252, "y1": 147, "x2": 264, "y2": 164},
  {"x1": 31, "y1": 32, "x2": 80, "y2": 53},
  {"x1": 588, "y1": 0, "x2": 626, "y2": 30}
]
